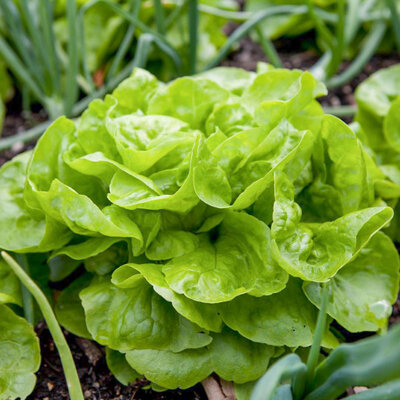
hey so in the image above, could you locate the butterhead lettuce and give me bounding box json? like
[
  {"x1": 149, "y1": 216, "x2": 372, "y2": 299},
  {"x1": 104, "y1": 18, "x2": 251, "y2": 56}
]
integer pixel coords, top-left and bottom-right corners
[{"x1": 0, "y1": 65, "x2": 398, "y2": 395}]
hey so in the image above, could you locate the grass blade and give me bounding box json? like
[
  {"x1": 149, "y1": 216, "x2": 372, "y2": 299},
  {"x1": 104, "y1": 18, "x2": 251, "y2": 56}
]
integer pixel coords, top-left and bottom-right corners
[{"x1": 65, "y1": 0, "x2": 79, "y2": 116}]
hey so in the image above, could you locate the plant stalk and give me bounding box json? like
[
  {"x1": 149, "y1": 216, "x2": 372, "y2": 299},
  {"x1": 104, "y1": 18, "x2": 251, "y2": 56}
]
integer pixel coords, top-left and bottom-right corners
[
  {"x1": 306, "y1": 283, "x2": 330, "y2": 389},
  {"x1": 2, "y1": 251, "x2": 84, "y2": 400}
]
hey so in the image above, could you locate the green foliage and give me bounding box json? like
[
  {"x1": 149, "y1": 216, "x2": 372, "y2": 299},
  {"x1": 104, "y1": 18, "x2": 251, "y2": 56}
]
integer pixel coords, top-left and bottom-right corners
[
  {"x1": 249, "y1": 307, "x2": 400, "y2": 400},
  {"x1": 0, "y1": 305, "x2": 40, "y2": 400},
  {"x1": 0, "y1": 65, "x2": 399, "y2": 396},
  {"x1": 355, "y1": 65, "x2": 400, "y2": 241}
]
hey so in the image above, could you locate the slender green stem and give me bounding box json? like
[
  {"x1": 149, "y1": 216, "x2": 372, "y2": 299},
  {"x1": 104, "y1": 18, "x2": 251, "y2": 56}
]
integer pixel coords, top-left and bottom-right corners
[
  {"x1": 323, "y1": 104, "x2": 357, "y2": 117},
  {"x1": 78, "y1": 0, "x2": 181, "y2": 77},
  {"x1": 21, "y1": 86, "x2": 31, "y2": 115},
  {"x1": 205, "y1": 5, "x2": 307, "y2": 70},
  {"x1": 326, "y1": 0, "x2": 345, "y2": 78},
  {"x1": 345, "y1": 0, "x2": 362, "y2": 44},
  {"x1": 326, "y1": 21, "x2": 386, "y2": 89},
  {"x1": 15, "y1": 254, "x2": 35, "y2": 325},
  {"x1": 386, "y1": 0, "x2": 400, "y2": 50},
  {"x1": 19, "y1": 0, "x2": 54, "y2": 95},
  {"x1": 133, "y1": 34, "x2": 154, "y2": 68},
  {"x1": 107, "y1": 0, "x2": 140, "y2": 83},
  {"x1": 307, "y1": 0, "x2": 334, "y2": 50},
  {"x1": 166, "y1": 0, "x2": 188, "y2": 28},
  {"x1": 0, "y1": 1, "x2": 45, "y2": 91},
  {"x1": 65, "y1": 0, "x2": 79, "y2": 116},
  {"x1": 40, "y1": 0, "x2": 62, "y2": 95},
  {"x1": 255, "y1": 25, "x2": 282, "y2": 68},
  {"x1": 197, "y1": 3, "x2": 336, "y2": 23},
  {"x1": 309, "y1": 51, "x2": 332, "y2": 81},
  {"x1": 2, "y1": 252, "x2": 84, "y2": 400},
  {"x1": 0, "y1": 25, "x2": 178, "y2": 153},
  {"x1": 0, "y1": 35, "x2": 46, "y2": 105},
  {"x1": 154, "y1": 0, "x2": 166, "y2": 35},
  {"x1": 306, "y1": 283, "x2": 330, "y2": 388},
  {"x1": 188, "y1": 0, "x2": 199, "y2": 74}
]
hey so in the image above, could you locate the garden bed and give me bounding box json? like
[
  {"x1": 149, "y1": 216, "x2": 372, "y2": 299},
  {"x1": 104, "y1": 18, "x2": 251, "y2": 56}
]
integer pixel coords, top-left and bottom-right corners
[{"x1": 0, "y1": 38, "x2": 393, "y2": 399}]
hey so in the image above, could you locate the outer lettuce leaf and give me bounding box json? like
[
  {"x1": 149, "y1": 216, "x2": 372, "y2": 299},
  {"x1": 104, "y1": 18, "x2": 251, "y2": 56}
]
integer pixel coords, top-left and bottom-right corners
[
  {"x1": 0, "y1": 152, "x2": 72, "y2": 252},
  {"x1": 0, "y1": 259, "x2": 22, "y2": 306},
  {"x1": 51, "y1": 237, "x2": 128, "y2": 275},
  {"x1": 126, "y1": 327, "x2": 275, "y2": 389},
  {"x1": 271, "y1": 170, "x2": 393, "y2": 281},
  {"x1": 106, "y1": 348, "x2": 141, "y2": 386},
  {"x1": 162, "y1": 212, "x2": 288, "y2": 303},
  {"x1": 220, "y1": 278, "x2": 338, "y2": 348},
  {"x1": 112, "y1": 263, "x2": 223, "y2": 332},
  {"x1": 303, "y1": 232, "x2": 400, "y2": 332},
  {"x1": 25, "y1": 118, "x2": 144, "y2": 242},
  {"x1": 80, "y1": 275, "x2": 212, "y2": 352},
  {"x1": 0, "y1": 305, "x2": 40, "y2": 400}
]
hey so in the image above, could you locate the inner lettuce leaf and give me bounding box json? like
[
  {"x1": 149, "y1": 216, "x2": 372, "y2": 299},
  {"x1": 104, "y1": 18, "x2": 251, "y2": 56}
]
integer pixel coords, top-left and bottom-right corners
[
  {"x1": 271, "y1": 170, "x2": 393, "y2": 281},
  {"x1": 0, "y1": 65, "x2": 398, "y2": 392},
  {"x1": 161, "y1": 212, "x2": 288, "y2": 303}
]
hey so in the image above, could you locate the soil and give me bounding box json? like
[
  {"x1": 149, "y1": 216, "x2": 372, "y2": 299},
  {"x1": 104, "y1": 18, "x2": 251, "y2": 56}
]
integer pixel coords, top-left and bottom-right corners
[
  {"x1": 30, "y1": 322, "x2": 207, "y2": 399},
  {"x1": 1, "y1": 29, "x2": 400, "y2": 400}
]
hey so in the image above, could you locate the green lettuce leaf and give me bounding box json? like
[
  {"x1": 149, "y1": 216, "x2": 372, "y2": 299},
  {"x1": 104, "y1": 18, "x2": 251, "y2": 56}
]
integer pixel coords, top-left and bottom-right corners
[
  {"x1": 303, "y1": 232, "x2": 400, "y2": 332},
  {"x1": 163, "y1": 211, "x2": 288, "y2": 303},
  {"x1": 221, "y1": 278, "x2": 338, "y2": 348},
  {"x1": 112, "y1": 263, "x2": 223, "y2": 332},
  {"x1": 0, "y1": 305, "x2": 40, "y2": 400},
  {"x1": 126, "y1": 327, "x2": 275, "y2": 389},
  {"x1": 271, "y1": 170, "x2": 393, "y2": 281},
  {"x1": 0, "y1": 152, "x2": 72, "y2": 252},
  {"x1": 0, "y1": 259, "x2": 22, "y2": 306},
  {"x1": 80, "y1": 275, "x2": 212, "y2": 352},
  {"x1": 106, "y1": 348, "x2": 141, "y2": 386}
]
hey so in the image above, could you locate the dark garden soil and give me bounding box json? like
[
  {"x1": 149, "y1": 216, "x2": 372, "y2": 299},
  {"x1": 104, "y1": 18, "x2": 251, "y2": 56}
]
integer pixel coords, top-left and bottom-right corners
[
  {"x1": 1, "y1": 32, "x2": 400, "y2": 400},
  {"x1": 29, "y1": 322, "x2": 207, "y2": 400}
]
